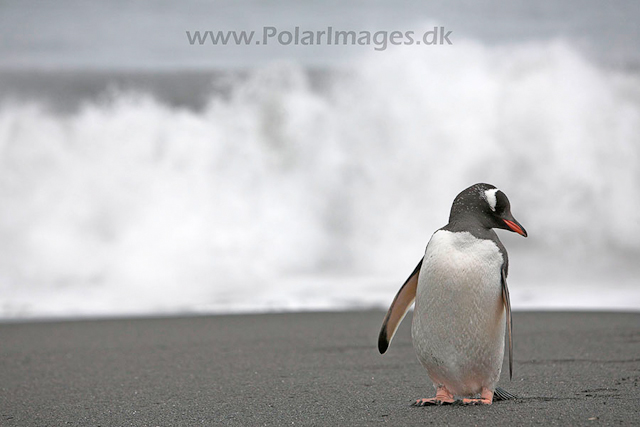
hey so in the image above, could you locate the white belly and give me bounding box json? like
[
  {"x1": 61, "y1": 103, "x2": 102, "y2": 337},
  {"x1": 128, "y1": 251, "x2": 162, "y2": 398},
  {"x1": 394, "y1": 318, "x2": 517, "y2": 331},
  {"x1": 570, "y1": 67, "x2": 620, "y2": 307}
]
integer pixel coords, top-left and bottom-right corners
[{"x1": 411, "y1": 230, "x2": 506, "y2": 397}]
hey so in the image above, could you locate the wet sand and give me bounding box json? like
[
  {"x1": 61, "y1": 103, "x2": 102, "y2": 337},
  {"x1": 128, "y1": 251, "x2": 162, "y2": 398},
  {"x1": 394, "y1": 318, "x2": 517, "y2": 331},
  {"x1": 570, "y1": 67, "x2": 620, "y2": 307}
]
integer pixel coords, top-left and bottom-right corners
[{"x1": 1, "y1": 311, "x2": 638, "y2": 426}]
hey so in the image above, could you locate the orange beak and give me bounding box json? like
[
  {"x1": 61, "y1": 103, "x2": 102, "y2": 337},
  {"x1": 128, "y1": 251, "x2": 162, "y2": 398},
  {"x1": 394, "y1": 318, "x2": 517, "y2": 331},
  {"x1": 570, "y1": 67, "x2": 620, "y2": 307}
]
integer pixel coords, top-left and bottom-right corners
[{"x1": 503, "y1": 218, "x2": 527, "y2": 237}]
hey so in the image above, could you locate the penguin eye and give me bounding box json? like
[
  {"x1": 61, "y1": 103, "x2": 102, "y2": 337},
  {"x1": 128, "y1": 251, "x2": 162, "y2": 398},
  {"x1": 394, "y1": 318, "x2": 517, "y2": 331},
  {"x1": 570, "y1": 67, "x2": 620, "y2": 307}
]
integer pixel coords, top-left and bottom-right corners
[{"x1": 494, "y1": 191, "x2": 509, "y2": 215}]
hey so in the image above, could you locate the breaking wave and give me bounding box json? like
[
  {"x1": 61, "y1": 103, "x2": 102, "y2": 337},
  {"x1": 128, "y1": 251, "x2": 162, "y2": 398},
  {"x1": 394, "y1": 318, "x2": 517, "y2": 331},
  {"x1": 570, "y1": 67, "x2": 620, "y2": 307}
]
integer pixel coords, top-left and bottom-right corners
[{"x1": 1, "y1": 39, "x2": 639, "y2": 317}]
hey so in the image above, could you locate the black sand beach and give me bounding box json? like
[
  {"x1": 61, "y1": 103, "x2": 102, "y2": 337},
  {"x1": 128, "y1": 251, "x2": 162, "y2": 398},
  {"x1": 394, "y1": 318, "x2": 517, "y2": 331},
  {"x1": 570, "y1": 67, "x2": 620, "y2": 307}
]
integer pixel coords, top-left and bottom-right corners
[{"x1": 1, "y1": 311, "x2": 638, "y2": 426}]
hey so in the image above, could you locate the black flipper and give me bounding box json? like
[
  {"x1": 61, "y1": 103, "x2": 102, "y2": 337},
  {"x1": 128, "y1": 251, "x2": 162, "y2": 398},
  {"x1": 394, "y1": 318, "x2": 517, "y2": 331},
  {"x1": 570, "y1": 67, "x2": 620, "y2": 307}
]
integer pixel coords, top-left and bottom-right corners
[
  {"x1": 501, "y1": 267, "x2": 513, "y2": 380},
  {"x1": 378, "y1": 259, "x2": 423, "y2": 354}
]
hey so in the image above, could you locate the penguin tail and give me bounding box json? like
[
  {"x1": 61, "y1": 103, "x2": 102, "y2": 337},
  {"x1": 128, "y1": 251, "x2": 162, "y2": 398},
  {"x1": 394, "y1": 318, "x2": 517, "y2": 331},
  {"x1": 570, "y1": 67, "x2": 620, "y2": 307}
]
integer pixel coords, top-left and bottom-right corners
[{"x1": 494, "y1": 387, "x2": 517, "y2": 401}]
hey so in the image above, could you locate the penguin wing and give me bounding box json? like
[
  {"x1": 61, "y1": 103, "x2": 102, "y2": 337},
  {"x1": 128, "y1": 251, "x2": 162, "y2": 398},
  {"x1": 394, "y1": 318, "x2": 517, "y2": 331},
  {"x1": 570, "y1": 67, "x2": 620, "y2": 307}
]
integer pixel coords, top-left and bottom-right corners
[
  {"x1": 378, "y1": 258, "x2": 423, "y2": 354},
  {"x1": 501, "y1": 267, "x2": 513, "y2": 380}
]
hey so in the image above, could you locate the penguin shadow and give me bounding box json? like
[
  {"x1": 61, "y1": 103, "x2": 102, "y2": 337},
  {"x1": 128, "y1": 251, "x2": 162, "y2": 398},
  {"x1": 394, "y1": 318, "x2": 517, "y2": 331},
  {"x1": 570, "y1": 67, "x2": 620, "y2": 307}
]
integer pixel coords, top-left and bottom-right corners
[
  {"x1": 576, "y1": 388, "x2": 622, "y2": 399},
  {"x1": 509, "y1": 390, "x2": 624, "y2": 403}
]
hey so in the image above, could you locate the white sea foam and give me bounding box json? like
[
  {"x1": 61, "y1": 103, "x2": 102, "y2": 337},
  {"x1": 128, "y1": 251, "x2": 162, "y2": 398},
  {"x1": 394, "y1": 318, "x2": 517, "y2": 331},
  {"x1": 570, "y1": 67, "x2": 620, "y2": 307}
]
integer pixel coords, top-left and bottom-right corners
[{"x1": 1, "y1": 39, "x2": 639, "y2": 318}]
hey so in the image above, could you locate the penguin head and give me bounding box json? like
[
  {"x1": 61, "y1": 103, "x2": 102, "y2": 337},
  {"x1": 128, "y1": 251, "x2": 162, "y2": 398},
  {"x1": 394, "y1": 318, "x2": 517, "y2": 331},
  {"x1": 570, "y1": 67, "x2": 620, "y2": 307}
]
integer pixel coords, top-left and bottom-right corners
[{"x1": 449, "y1": 183, "x2": 528, "y2": 237}]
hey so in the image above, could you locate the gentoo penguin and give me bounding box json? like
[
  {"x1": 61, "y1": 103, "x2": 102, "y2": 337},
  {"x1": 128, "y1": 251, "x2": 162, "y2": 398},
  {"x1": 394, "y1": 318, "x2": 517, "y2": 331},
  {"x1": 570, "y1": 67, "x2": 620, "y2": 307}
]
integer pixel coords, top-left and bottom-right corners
[{"x1": 378, "y1": 183, "x2": 527, "y2": 405}]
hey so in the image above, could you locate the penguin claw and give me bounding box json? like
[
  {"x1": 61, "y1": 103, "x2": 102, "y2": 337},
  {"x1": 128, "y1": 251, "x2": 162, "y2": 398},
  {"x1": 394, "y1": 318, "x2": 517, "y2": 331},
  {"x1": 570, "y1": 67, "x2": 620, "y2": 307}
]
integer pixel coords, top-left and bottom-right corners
[{"x1": 412, "y1": 398, "x2": 433, "y2": 406}]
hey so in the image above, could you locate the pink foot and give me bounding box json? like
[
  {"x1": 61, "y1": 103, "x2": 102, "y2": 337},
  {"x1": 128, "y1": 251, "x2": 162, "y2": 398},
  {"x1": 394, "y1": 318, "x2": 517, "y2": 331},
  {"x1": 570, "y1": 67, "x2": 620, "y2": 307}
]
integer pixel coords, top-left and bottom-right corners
[
  {"x1": 412, "y1": 385, "x2": 455, "y2": 406},
  {"x1": 460, "y1": 388, "x2": 494, "y2": 405}
]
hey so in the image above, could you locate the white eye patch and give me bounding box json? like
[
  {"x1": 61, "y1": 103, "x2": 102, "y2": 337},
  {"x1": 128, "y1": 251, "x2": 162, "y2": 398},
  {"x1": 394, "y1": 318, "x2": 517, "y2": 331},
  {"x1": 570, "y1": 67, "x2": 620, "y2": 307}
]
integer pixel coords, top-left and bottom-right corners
[{"x1": 484, "y1": 188, "x2": 499, "y2": 211}]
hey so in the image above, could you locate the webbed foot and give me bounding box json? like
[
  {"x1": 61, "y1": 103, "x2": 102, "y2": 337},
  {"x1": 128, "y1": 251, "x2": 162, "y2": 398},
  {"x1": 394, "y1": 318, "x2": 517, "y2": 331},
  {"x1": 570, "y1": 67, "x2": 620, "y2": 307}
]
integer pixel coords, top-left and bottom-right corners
[
  {"x1": 459, "y1": 387, "x2": 493, "y2": 405},
  {"x1": 411, "y1": 385, "x2": 455, "y2": 406}
]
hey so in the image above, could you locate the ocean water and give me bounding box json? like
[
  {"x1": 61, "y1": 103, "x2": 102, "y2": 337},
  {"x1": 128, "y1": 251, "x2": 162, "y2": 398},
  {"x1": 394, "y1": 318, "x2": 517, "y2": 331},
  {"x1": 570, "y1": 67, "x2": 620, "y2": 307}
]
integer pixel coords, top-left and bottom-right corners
[{"x1": 1, "y1": 1, "x2": 639, "y2": 318}]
